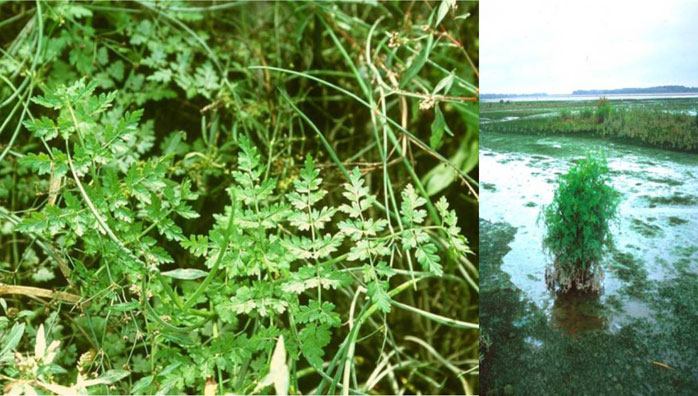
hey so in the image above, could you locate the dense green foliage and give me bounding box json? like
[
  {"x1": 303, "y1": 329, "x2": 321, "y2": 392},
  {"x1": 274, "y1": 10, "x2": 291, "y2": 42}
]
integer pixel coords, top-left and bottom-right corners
[
  {"x1": 482, "y1": 98, "x2": 698, "y2": 151},
  {"x1": 595, "y1": 97, "x2": 611, "y2": 123},
  {"x1": 541, "y1": 154, "x2": 619, "y2": 293},
  {"x1": 0, "y1": 1, "x2": 478, "y2": 394}
]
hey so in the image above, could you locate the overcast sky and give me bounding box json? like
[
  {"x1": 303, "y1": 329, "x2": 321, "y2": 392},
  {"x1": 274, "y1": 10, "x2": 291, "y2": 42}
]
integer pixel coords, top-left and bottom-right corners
[{"x1": 480, "y1": 1, "x2": 698, "y2": 94}]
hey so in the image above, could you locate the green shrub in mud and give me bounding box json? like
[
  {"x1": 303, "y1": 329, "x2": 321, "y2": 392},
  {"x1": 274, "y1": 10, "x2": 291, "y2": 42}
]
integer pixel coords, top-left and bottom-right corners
[{"x1": 541, "y1": 153, "x2": 620, "y2": 293}]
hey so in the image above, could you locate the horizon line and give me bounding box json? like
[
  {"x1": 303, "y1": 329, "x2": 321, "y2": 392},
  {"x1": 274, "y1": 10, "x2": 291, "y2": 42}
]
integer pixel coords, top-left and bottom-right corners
[{"x1": 481, "y1": 84, "x2": 698, "y2": 96}]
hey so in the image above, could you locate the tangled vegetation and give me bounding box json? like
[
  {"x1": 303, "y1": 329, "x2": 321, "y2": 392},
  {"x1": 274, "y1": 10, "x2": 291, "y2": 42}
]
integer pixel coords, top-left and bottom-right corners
[
  {"x1": 0, "y1": 1, "x2": 478, "y2": 395},
  {"x1": 541, "y1": 153, "x2": 619, "y2": 294},
  {"x1": 482, "y1": 98, "x2": 698, "y2": 151}
]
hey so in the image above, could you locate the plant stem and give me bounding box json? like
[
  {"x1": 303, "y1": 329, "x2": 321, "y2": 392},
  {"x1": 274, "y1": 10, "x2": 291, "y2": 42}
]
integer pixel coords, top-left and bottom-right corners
[{"x1": 182, "y1": 191, "x2": 237, "y2": 310}]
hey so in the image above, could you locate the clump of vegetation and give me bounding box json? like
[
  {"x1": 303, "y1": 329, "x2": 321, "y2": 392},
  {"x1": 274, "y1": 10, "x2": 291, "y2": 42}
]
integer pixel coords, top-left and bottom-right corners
[
  {"x1": 0, "y1": 1, "x2": 478, "y2": 394},
  {"x1": 580, "y1": 106, "x2": 594, "y2": 118},
  {"x1": 559, "y1": 108, "x2": 572, "y2": 120},
  {"x1": 630, "y1": 217, "x2": 664, "y2": 238},
  {"x1": 541, "y1": 153, "x2": 620, "y2": 294},
  {"x1": 668, "y1": 216, "x2": 689, "y2": 226},
  {"x1": 643, "y1": 192, "x2": 698, "y2": 207},
  {"x1": 595, "y1": 97, "x2": 612, "y2": 123}
]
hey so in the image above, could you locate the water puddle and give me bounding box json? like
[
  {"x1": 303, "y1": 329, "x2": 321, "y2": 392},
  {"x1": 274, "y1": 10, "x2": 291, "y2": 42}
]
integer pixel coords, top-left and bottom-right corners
[
  {"x1": 550, "y1": 292, "x2": 606, "y2": 334},
  {"x1": 662, "y1": 109, "x2": 698, "y2": 116}
]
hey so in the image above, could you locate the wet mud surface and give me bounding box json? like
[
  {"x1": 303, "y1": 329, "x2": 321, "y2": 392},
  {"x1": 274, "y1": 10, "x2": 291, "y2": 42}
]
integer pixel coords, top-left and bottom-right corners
[{"x1": 480, "y1": 131, "x2": 698, "y2": 394}]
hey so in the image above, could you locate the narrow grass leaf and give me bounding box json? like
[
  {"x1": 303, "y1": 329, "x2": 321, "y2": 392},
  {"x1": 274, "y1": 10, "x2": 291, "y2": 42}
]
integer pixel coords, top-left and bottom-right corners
[
  {"x1": 400, "y1": 34, "x2": 433, "y2": 88},
  {"x1": 161, "y1": 268, "x2": 208, "y2": 280}
]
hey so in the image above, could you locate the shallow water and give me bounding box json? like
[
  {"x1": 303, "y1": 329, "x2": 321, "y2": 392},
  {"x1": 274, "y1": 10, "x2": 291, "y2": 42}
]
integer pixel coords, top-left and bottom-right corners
[
  {"x1": 480, "y1": 131, "x2": 698, "y2": 332},
  {"x1": 662, "y1": 109, "x2": 698, "y2": 116},
  {"x1": 481, "y1": 93, "x2": 698, "y2": 103}
]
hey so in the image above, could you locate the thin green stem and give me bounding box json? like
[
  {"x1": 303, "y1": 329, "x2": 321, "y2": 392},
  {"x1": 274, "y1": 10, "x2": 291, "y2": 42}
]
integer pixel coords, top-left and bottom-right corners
[{"x1": 182, "y1": 191, "x2": 237, "y2": 310}]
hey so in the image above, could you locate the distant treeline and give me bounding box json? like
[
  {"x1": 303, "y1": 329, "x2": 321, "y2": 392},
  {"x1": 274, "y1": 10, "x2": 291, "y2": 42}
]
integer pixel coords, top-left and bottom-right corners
[
  {"x1": 480, "y1": 93, "x2": 548, "y2": 99},
  {"x1": 572, "y1": 85, "x2": 698, "y2": 95},
  {"x1": 483, "y1": 103, "x2": 698, "y2": 151},
  {"x1": 484, "y1": 85, "x2": 698, "y2": 99}
]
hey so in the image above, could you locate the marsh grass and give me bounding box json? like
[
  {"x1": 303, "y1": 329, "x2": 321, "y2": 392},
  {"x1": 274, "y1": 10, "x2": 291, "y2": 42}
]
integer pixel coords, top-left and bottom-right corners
[{"x1": 482, "y1": 98, "x2": 698, "y2": 151}]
